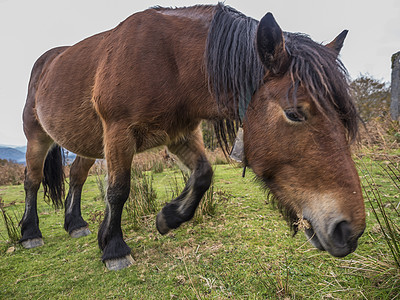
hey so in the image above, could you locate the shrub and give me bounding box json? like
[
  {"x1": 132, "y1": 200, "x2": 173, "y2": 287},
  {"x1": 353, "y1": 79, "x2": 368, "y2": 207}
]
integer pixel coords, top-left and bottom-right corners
[
  {"x1": 351, "y1": 74, "x2": 391, "y2": 122},
  {"x1": 0, "y1": 159, "x2": 24, "y2": 186}
]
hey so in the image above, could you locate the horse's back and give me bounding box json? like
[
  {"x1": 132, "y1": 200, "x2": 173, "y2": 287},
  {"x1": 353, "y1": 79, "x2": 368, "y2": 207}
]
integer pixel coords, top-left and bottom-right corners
[{"x1": 27, "y1": 8, "x2": 214, "y2": 158}]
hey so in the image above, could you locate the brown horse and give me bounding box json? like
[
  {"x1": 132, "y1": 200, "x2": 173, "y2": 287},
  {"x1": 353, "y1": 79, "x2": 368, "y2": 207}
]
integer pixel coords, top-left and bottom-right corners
[{"x1": 21, "y1": 4, "x2": 365, "y2": 270}]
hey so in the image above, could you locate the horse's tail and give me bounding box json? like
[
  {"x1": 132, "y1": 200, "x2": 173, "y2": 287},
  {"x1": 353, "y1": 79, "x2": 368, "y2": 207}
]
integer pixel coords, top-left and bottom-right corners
[{"x1": 42, "y1": 145, "x2": 65, "y2": 209}]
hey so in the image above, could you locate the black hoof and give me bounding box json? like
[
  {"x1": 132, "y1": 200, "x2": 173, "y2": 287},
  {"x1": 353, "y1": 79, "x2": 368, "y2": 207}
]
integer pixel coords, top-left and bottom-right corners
[{"x1": 156, "y1": 212, "x2": 171, "y2": 235}]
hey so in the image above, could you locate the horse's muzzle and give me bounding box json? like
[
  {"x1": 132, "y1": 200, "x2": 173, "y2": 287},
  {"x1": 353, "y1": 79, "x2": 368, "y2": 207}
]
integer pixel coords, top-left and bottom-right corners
[{"x1": 304, "y1": 219, "x2": 365, "y2": 257}]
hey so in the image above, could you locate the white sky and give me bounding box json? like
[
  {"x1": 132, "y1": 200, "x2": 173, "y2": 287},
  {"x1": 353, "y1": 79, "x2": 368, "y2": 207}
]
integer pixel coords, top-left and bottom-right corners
[{"x1": 0, "y1": 0, "x2": 399, "y2": 146}]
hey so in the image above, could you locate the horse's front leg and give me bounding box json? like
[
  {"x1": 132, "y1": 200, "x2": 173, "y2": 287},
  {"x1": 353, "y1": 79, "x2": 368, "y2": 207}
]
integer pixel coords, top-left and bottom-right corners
[
  {"x1": 98, "y1": 128, "x2": 135, "y2": 271},
  {"x1": 156, "y1": 127, "x2": 213, "y2": 234}
]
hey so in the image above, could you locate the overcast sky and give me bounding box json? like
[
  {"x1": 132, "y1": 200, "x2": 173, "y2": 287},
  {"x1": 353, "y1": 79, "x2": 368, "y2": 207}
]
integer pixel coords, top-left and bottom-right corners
[{"x1": 0, "y1": 0, "x2": 399, "y2": 146}]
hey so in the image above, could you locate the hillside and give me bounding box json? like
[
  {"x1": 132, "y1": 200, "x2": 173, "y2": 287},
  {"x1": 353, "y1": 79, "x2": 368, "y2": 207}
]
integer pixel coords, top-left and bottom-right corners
[
  {"x1": 0, "y1": 145, "x2": 75, "y2": 164},
  {"x1": 0, "y1": 147, "x2": 25, "y2": 163}
]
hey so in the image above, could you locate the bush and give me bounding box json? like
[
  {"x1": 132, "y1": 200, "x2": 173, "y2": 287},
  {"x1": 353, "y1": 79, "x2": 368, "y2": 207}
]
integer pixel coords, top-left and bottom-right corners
[
  {"x1": 0, "y1": 159, "x2": 24, "y2": 186},
  {"x1": 351, "y1": 74, "x2": 391, "y2": 122}
]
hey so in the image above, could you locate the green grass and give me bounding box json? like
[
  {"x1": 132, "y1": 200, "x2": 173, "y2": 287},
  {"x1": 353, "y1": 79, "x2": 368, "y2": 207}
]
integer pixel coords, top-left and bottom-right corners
[{"x1": 0, "y1": 160, "x2": 399, "y2": 299}]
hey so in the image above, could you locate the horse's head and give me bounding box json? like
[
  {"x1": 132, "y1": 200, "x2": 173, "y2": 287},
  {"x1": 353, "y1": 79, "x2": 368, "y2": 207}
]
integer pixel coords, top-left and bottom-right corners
[{"x1": 243, "y1": 13, "x2": 365, "y2": 257}]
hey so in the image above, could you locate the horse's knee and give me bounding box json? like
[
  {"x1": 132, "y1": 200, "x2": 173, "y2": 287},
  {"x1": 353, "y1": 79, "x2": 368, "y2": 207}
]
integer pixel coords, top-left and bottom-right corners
[
  {"x1": 24, "y1": 174, "x2": 41, "y2": 193},
  {"x1": 106, "y1": 182, "x2": 130, "y2": 205}
]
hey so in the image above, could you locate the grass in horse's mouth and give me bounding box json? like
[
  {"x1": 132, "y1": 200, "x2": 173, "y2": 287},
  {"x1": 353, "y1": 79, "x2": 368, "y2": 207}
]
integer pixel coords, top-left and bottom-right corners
[
  {"x1": 294, "y1": 218, "x2": 312, "y2": 230},
  {"x1": 295, "y1": 218, "x2": 326, "y2": 251}
]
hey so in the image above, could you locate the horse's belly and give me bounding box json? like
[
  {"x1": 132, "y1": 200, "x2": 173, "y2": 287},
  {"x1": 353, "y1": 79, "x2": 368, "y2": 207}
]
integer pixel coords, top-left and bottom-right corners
[{"x1": 36, "y1": 97, "x2": 104, "y2": 159}]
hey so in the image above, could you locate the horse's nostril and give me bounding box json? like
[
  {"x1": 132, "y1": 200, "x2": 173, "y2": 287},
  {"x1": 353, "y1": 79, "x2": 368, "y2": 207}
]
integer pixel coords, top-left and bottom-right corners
[{"x1": 331, "y1": 221, "x2": 352, "y2": 248}]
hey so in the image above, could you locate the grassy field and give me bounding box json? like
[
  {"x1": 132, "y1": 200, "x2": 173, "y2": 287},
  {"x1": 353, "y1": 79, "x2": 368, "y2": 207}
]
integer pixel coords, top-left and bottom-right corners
[{"x1": 0, "y1": 153, "x2": 399, "y2": 299}]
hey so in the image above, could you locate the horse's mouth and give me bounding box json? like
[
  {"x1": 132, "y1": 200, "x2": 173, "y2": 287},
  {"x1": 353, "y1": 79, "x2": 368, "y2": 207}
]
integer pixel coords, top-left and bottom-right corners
[
  {"x1": 294, "y1": 218, "x2": 325, "y2": 251},
  {"x1": 303, "y1": 225, "x2": 326, "y2": 251},
  {"x1": 302, "y1": 218, "x2": 359, "y2": 257}
]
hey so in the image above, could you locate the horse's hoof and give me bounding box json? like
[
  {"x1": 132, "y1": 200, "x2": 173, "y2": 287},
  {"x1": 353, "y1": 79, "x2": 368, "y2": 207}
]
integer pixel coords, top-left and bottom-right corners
[
  {"x1": 105, "y1": 255, "x2": 134, "y2": 271},
  {"x1": 21, "y1": 238, "x2": 44, "y2": 249},
  {"x1": 70, "y1": 227, "x2": 91, "y2": 238},
  {"x1": 156, "y1": 212, "x2": 170, "y2": 235}
]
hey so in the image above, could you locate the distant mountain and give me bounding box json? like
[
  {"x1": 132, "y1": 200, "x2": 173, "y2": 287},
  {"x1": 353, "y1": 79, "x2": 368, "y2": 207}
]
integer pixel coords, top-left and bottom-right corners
[
  {"x1": 14, "y1": 146, "x2": 27, "y2": 153},
  {"x1": 0, "y1": 144, "x2": 77, "y2": 164},
  {"x1": 0, "y1": 147, "x2": 26, "y2": 163}
]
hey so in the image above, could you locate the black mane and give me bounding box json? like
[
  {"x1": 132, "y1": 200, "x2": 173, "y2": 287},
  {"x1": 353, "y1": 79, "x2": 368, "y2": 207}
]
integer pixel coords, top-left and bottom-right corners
[
  {"x1": 205, "y1": 3, "x2": 265, "y2": 152},
  {"x1": 205, "y1": 3, "x2": 358, "y2": 153}
]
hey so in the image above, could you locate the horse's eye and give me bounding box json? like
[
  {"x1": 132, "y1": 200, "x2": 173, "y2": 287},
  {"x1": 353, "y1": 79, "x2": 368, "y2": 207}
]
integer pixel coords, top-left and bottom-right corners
[{"x1": 284, "y1": 108, "x2": 306, "y2": 123}]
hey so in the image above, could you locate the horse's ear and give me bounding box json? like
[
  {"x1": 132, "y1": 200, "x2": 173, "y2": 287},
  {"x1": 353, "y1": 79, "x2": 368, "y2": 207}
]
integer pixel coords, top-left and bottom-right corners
[
  {"x1": 326, "y1": 30, "x2": 348, "y2": 56},
  {"x1": 256, "y1": 13, "x2": 289, "y2": 75}
]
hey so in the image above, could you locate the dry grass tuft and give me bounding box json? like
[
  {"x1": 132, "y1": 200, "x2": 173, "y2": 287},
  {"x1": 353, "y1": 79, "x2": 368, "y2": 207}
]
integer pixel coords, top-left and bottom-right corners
[
  {"x1": 342, "y1": 253, "x2": 400, "y2": 299},
  {"x1": 293, "y1": 218, "x2": 311, "y2": 230},
  {"x1": 256, "y1": 253, "x2": 293, "y2": 299},
  {"x1": 0, "y1": 197, "x2": 21, "y2": 244},
  {"x1": 353, "y1": 155, "x2": 400, "y2": 298},
  {"x1": 125, "y1": 166, "x2": 158, "y2": 230},
  {"x1": 132, "y1": 148, "x2": 175, "y2": 172},
  {"x1": 357, "y1": 117, "x2": 400, "y2": 152}
]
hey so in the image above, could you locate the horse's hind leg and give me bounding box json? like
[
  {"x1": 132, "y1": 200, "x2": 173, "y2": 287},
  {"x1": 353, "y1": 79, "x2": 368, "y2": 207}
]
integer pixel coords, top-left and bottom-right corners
[
  {"x1": 64, "y1": 156, "x2": 95, "y2": 237},
  {"x1": 156, "y1": 126, "x2": 213, "y2": 235},
  {"x1": 20, "y1": 137, "x2": 53, "y2": 248}
]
